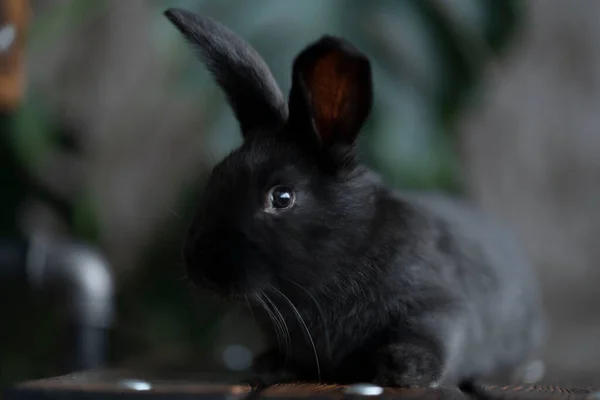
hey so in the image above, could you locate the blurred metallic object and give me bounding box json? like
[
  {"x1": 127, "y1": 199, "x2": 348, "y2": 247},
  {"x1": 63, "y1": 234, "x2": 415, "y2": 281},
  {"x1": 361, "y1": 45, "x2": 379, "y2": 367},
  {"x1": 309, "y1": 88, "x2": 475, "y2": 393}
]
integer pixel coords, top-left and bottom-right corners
[
  {"x1": 27, "y1": 232, "x2": 115, "y2": 370},
  {"x1": 342, "y1": 384, "x2": 384, "y2": 397},
  {"x1": 0, "y1": 232, "x2": 114, "y2": 371},
  {"x1": 0, "y1": 0, "x2": 30, "y2": 111},
  {"x1": 117, "y1": 379, "x2": 152, "y2": 391}
]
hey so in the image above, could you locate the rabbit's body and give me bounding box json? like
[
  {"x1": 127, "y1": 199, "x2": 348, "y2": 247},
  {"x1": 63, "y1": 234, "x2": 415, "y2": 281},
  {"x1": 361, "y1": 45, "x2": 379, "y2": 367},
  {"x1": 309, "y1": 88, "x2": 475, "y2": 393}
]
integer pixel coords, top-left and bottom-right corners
[
  {"x1": 165, "y1": 8, "x2": 545, "y2": 388},
  {"x1": 390, "y1": 190, "x2": 544, "y2": 383},
  {"x1": 250, "y1": 181, "x2": 543, "y2": 386}
]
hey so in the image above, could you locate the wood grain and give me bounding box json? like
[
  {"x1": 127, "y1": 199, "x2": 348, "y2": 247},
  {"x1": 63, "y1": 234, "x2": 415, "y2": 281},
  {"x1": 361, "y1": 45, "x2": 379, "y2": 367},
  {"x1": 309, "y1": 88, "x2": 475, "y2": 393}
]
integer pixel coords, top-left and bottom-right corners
[{"x1": 4, "y1": 370, "x2": 600, "y2": 400}]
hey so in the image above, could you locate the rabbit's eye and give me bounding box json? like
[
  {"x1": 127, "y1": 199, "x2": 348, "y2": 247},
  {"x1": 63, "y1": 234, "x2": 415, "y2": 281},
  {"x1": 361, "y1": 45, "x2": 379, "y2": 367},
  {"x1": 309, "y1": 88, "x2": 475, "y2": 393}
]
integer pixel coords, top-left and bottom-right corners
[{"x1": 269, "y1": 185, "x2": 295, "y2": 209}]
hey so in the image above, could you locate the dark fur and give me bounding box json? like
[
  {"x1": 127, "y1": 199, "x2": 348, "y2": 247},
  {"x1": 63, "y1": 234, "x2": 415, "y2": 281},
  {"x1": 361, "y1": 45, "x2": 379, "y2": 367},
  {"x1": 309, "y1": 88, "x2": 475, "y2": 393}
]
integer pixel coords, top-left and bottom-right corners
[{"x1": 165, "y1": 8, "x2": 545, "y2": 388}]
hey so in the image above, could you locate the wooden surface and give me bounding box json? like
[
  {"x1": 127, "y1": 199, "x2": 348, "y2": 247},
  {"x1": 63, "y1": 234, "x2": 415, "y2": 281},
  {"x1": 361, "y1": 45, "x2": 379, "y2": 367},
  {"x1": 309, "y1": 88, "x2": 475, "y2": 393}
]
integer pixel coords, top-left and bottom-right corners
[{"x1": 3, "y1": 370, "x2": 600, "y2": 400}]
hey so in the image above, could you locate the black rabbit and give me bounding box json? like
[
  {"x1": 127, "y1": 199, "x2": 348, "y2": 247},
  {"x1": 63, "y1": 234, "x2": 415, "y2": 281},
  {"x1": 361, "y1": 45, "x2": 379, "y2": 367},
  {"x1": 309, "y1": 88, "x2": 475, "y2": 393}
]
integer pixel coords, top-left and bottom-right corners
[{"x1": 165, "y1": 8, "x2": 545, "y2": 388}]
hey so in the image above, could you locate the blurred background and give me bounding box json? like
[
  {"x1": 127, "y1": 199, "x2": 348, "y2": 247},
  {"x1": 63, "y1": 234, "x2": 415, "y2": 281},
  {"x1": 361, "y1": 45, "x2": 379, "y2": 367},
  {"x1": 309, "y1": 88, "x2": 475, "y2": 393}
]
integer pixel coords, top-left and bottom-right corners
[{"x1": 1, "y1": 0, "x2": 600, "y2": 389}]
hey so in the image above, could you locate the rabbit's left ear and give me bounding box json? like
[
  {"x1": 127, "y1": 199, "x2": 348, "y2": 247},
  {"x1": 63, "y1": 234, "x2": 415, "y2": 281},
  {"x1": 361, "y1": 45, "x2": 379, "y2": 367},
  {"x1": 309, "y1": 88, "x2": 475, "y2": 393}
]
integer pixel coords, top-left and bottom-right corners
[
  {"x1": 164, "y1": 8, "x2": 287, "y2": 138},
  {"x1": 287, "y1": 36, "x2": 372, "y2": 148}
]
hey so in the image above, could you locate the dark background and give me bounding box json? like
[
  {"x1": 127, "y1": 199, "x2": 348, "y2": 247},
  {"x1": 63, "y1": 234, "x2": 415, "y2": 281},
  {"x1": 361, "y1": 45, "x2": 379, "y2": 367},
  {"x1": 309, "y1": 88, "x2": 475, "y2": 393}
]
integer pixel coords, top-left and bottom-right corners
[{"x1": 2, "y1": 0, "x2": 599, "y2": 389}]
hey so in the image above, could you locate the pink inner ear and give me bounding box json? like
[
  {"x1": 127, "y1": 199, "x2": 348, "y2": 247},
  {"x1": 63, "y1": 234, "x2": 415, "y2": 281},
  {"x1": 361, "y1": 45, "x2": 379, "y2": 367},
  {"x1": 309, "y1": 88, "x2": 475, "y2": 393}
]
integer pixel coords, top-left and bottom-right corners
[{"x1": 304, "y1": 50, "x2": 358, "y2": 144}]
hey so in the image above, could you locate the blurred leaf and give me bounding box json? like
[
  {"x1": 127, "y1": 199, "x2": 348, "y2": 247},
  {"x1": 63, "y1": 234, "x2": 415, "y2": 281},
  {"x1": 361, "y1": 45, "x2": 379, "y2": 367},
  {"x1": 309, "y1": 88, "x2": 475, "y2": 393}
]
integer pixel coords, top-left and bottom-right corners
[
  {"x1": 9, "y1": 95, "x2": 55, "y2": 172},
  {"x1": 71, "y1": 189, "x2": 101, "y2": 243}
]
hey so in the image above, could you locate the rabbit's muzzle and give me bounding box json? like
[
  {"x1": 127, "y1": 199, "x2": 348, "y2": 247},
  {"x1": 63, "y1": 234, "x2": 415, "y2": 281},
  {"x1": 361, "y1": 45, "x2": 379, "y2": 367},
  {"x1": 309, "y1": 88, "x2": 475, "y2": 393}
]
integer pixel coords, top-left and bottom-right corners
[{"x1": 183, "y1": 227, "x2": 263, "y2": 297}]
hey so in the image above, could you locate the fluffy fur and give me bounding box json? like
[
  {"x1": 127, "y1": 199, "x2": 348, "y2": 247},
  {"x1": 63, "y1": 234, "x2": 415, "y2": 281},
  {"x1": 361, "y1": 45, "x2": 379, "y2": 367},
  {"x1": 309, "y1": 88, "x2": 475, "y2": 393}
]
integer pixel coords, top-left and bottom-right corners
[{"x1": 166, "y1": 8, "x2": 545, "y2": 388}]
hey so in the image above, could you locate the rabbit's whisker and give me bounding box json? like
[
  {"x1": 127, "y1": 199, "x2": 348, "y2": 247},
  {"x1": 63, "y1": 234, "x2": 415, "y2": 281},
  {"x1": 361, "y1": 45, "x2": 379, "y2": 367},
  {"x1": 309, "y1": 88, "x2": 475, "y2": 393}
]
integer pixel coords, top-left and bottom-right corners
[
  {"x1": 285, "y1": 278, "x2": 332, "y2": 359},
  {"x1": 244, "y1": 294, "x2": 255, "y2": 320},
  {"x1": 263, "y1": 293, "x2": 292, "y2": 363},
  {"x1": 256, "y1": 293, "x2": 283, "y2": 353},
  {"x1": 270, "y1": 285, "x2": 321, "y2": 383}
]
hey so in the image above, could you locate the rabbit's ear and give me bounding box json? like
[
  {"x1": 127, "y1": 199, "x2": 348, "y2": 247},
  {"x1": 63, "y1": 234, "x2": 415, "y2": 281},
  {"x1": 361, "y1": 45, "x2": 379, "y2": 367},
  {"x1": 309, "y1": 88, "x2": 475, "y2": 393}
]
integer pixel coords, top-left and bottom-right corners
[
  {"x1": 164, "y1": 9, "x2": 287, "y2": 138},
  {"x1": 287, "y1": 35, "x2": 372, "y2": 149}
]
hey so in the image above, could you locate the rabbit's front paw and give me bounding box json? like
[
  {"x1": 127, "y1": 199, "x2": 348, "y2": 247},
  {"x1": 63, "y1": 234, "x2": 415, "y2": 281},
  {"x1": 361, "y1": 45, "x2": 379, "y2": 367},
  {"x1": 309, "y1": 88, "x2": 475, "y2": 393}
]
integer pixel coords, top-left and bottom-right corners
[{"x1": 373, "y1": 341, "x2": 444, "y2": 388}]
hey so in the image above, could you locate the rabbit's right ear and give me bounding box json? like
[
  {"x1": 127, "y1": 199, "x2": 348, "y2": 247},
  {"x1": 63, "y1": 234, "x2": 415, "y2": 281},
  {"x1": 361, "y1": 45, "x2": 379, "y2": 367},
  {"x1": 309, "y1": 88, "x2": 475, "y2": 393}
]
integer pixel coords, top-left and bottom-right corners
[
  {"x1": 164, "y1": 9, "x2": 287, "y2": 138},
  {"x1": 286, "y1": 36, "x2": 372, "y2": 150}
]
